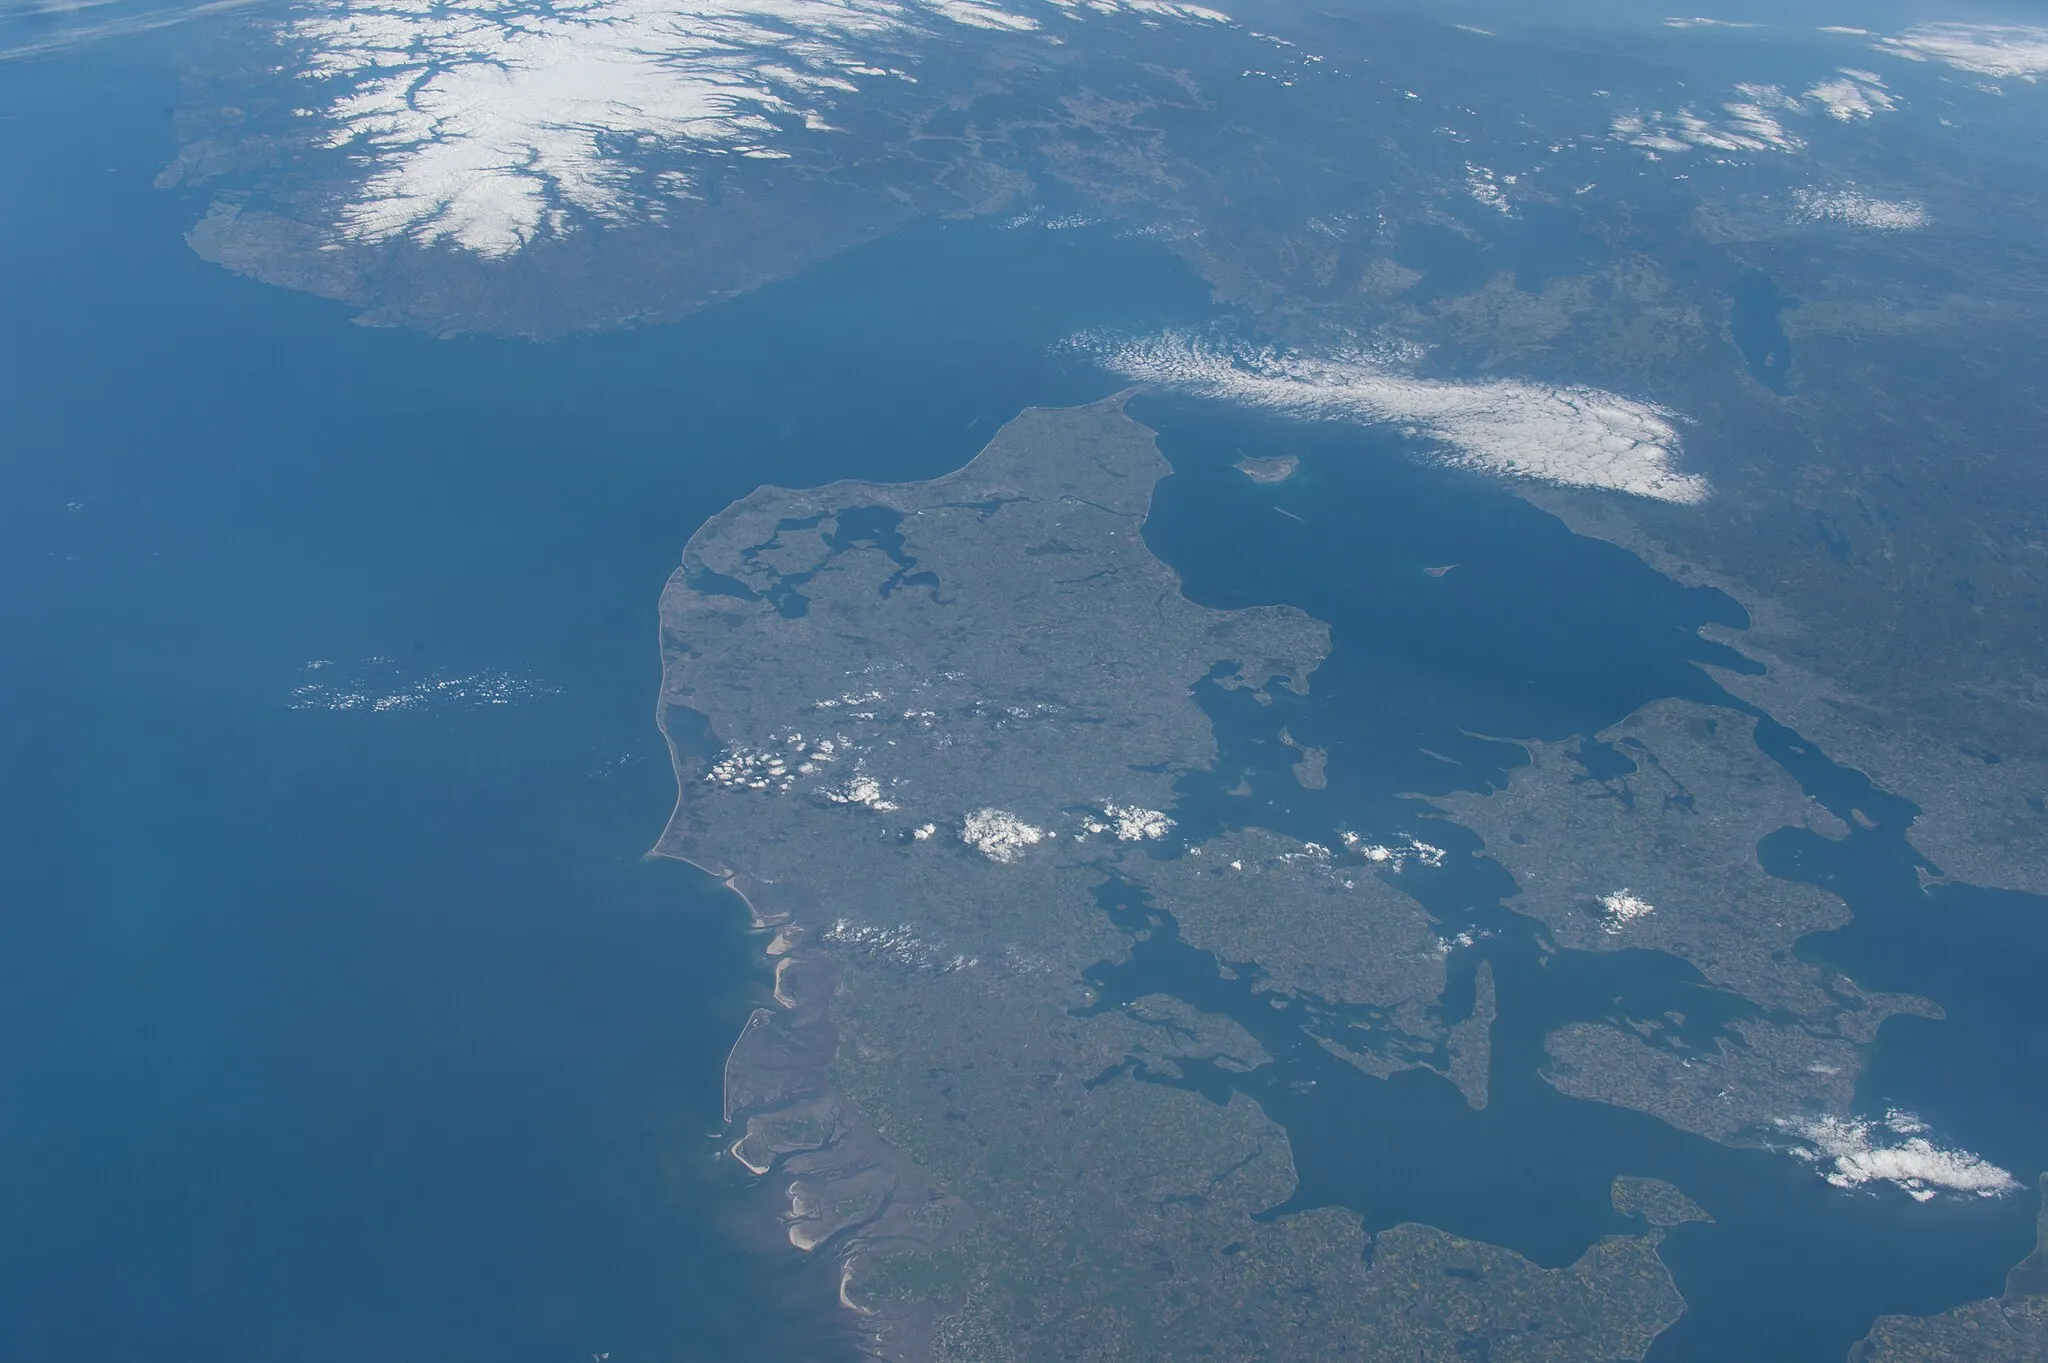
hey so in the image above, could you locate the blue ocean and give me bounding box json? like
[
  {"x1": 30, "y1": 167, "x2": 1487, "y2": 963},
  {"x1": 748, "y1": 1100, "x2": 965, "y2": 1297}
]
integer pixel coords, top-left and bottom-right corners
[{"x1": 1, "y1": 34, "x2": 2041, "y2": 1363}]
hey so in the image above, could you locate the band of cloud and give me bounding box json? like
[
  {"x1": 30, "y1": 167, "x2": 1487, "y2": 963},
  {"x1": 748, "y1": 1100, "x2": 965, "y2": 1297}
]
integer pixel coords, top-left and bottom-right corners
[{"x1": 1075, "y1": 330, "x2": 1708, "y2": 504}]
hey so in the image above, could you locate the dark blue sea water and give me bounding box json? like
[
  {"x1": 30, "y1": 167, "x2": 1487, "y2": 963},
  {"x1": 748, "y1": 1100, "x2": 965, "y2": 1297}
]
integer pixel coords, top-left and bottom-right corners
[
  {"x1": 0, "y1": 44, "x2": 1197, "y2": 1363},
  {"x1": 3, "y1": 32, "x2": 2043, "y2": 1363}
]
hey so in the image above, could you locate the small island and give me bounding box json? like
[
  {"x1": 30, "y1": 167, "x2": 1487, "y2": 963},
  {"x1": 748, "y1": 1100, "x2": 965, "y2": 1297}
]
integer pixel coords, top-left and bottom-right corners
[{"x1": 1235, "y1": 453, "x2": 1300, "y2": 483}]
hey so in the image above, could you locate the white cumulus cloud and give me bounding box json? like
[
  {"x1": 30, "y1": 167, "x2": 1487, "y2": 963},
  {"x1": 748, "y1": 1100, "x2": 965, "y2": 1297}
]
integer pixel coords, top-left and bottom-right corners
[
  {"x1": 280, "y1": 0, "x2": 1226, "y2": 258},
  {"x1": 1804, "y1": 69, "x2": 1897, "y2": 120},
  {"x1": 1465, "y1": 162, "x2": 1511, "y2": 215},
  {"x1": 1078, "y1": 330, "x2": 1707, "y2": 503},
  {"x1": 1792, "y1": 187, "x2": 1927, "y2": 231},
  {"x1": 820, "y1": 772, "x2": 901, "y2": 811},
  {"x1": 1598, "y1": 889, "x2": 1655, "y2": 933},
  {"x1": 1874, "y1": 24, "x2": 2048, "y2": 81},
  {"x1": 1611, "y1": 102, "x2": 1801, "y2": 156},
  {"x1": 1776, "y1": 1111, "x2": 2020, "y2": 1202},
  {"x1": 962, "y1": 808, "x2": 1047, "y2": 862},
  {"x1": 1102, "y1": 803, "x2": 1175, "y2": 841}
]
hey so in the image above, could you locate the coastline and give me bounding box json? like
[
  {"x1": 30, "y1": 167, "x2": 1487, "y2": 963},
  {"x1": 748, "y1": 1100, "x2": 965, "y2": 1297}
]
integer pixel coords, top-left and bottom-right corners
[
  {"x1": 651, "y1": 707, "x2": 971, "y2": 1363},
  {"x1": 1513, "y1": 483, "x2": 2048, "y2": 901},
  {"x1": 634, "y1": 390, "x2": 1269, "y2": 1359}
]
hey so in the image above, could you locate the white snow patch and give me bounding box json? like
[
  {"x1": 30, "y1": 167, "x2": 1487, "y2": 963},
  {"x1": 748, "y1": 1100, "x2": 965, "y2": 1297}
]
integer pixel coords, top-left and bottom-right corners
[
  {"x1": 1079, "y1": 330, "x2": 1706, "y2": 504},
  {"x1": 1776, "y1": 1111, "x2": 2021, "y2": 1202},
  {"x1": 281, "y1": 0, "x2": 1227, "y2": 258},
  {"x1": 1597, "y1": 889, "x2": 1655, "y2": 933},
  {"x1": 1874, "y1": 25, "x2": 2048, "y2": 81},
  {"x1": 1793, "y1": 187, "x2": 1927, "y2": 231},
  {"x1": 961, "y1": 808, "x2": 1046, "y2": 862}
]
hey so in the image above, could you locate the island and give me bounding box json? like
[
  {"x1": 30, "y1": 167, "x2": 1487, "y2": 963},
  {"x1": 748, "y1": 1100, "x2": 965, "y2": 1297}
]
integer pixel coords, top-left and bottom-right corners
[
  {"x1": 1234, "y1": 453, "x2": 1299, "y2": 484},
  {"x1": 1437, "y1": 700, "x2": 1939, "y2": 1145}
]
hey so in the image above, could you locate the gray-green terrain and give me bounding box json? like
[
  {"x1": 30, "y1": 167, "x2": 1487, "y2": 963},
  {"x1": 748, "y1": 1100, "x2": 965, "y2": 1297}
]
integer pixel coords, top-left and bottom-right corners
[
  {"x1": 655, "y1": 397, "x2": 1688, "y2": 1359},
  {"x1": 1438, "y1": 701, "x2": 1940, "y2": 1143}
]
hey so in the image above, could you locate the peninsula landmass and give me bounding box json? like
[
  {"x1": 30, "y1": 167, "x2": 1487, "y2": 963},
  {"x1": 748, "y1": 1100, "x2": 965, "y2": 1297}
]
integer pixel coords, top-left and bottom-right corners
[{"x1": 653, "y1": 396, "x2": 1688, "y2": 1359}]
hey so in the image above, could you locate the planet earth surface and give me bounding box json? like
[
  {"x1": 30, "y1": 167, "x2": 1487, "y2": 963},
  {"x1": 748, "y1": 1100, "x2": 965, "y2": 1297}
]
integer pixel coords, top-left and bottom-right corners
[{"x1": 4, "y1": 1, "x2": 2048, "y2": 1360}]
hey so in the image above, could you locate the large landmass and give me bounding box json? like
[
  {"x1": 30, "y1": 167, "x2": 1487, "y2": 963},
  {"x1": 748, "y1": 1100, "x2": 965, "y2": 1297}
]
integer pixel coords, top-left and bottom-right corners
[
  {"x1": 654, "y1": 397, "x2": 1686, "y2": 1359},
  {"x1": 175, "y1": 10, "x2": 2048, "y2": 918}
]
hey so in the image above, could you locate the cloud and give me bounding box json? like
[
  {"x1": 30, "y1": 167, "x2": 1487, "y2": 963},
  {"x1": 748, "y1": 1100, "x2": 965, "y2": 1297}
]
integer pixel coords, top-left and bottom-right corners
[
  {"x1": 825, "y1": 917, "x2": 977, "y2": 970},
  {"x1": 705, "y1": 731, "x2": 846, "y2": 793},
  {"x1": 288, "y1": 656, "x2": 558, "y2": 712},
  {"x1": 1465, "y1": 162, "x2": 1512, "y2": 215},
  {"x1": 1598, "y1": 890, "x2": 1655, "y2": 933},
  {"x1": 1804, "y1": 68, "x2": 1897, "y2": 120},
  {"x1": 1793, "y1": 187, "x2": 1927, "y2": 231},
  {"x1": 1776, "y1": 1111, "x2": 2021, "y2": 1202},
  {"x1": 1340, "y1": 832, "x2": 1447, "y2": 872},
  {"x1": 1615, "y1": 70, "x2": 1902, "y2": 154},
  {"x1": 961, "y1": 808, "x2": 1047, "y2": 862},
  {"x1": 1874, "y1": 24, "x2": 2048, "y2": 81},
  {"x1": 0, "y1": 0, "x2": 265, "y2": 61},
  {"x1": 1077, "y1": 330, "x2": 1708, "y2": 504},
  {"x1": 274, "y1": 0, "x2": 1224, "y2": 259},
  {"x1": 820, "y1": 772, "x2": 901, "y2": 811},
  {"x1": 1611, "y1": 101, "x2": 1801, "y2": 156},
  {"x1": 1099, "y1": 804, "x2": 1175, "y2": 841}
]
